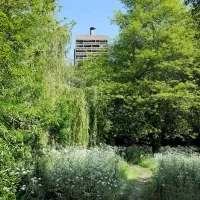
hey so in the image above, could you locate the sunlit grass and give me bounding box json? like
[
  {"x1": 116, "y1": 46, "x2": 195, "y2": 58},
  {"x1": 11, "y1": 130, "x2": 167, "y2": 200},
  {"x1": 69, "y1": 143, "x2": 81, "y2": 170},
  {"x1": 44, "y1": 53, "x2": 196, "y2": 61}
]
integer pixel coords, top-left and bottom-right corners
[
  {"x1": 137, "y1": 157, "x2": 158, "y2": 171},
  {"x1": 118, "y1": 159, "x2": 152, "y2": 180}
]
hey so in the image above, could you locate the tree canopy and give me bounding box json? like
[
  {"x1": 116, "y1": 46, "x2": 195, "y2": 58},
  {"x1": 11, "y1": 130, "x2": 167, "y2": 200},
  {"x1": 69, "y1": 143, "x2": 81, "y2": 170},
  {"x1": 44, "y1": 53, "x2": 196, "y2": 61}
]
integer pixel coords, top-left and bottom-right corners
[{"x1": 81, "y1": 0, "x2": 200, "y2": 151}]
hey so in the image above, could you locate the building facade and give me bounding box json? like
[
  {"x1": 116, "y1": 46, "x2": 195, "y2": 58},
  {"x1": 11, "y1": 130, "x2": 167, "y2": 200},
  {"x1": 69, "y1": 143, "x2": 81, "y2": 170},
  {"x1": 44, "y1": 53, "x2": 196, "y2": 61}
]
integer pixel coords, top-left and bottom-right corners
[{"x1": 74, "y1": 27, "x2": 108, "y2": 65}]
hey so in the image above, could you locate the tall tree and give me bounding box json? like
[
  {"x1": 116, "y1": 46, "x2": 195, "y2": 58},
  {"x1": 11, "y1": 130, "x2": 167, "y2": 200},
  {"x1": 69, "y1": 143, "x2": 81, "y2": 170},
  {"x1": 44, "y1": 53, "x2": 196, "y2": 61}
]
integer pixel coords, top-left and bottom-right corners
[
  {"x1": 0, "y1": 1, "x2": 89, "y2": 198},
  {"x1": 112, "y1": 0, "x2": 200, "y2": 151},
  {"x1": 81, "y1": 0, "x2": 200, "y2": 151}
]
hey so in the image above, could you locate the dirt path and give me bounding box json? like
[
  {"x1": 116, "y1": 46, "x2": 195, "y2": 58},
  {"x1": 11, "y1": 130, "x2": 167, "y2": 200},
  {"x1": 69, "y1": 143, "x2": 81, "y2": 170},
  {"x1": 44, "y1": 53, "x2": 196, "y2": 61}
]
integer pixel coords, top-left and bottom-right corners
[{"x1": 127, "y1": 165, "x2": 152, "y2": 200}]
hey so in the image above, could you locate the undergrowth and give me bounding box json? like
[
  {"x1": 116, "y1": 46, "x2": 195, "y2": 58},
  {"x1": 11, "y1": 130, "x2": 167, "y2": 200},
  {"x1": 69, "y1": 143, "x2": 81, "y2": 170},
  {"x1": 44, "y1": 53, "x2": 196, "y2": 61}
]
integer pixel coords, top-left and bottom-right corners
[
  {"x1": 146, "y1": 151, "x2": 200, "y2": 200},
  {"x1": 18, "y1": 146, "x2": 130, "y2": 200}
]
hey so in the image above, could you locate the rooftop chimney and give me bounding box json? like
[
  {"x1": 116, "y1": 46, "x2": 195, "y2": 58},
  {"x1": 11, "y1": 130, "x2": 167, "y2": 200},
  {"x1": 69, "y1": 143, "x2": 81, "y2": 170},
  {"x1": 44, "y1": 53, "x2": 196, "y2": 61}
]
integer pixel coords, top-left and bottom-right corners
[{"x1": 90, "y1": 27, "x2": 96, "y2": 35}]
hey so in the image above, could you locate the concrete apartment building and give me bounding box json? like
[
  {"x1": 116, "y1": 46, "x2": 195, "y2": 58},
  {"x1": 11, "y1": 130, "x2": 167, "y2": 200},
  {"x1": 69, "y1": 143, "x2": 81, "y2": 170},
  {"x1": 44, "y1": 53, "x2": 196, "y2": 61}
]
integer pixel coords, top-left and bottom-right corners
[{"x1": 74, "y1": 27, "x2": 108, "y2": 65}]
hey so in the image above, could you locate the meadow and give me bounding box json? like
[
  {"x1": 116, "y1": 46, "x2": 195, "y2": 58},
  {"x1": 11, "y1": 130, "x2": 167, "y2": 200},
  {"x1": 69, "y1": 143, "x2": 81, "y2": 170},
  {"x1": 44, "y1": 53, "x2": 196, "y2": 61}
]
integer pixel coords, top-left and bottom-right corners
[{"x1": 10, "y1": 146, "x2": 199, "y2": 200}]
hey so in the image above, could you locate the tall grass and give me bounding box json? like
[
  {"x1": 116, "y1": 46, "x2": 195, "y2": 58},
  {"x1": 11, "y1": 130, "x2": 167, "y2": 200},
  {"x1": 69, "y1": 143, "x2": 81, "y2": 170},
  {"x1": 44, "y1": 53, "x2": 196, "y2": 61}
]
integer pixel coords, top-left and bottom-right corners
[
  {"x1": 147, "y1": 151, "x2": 200, "y2": 200},
  {"x1": 19, "y1": 146, "x2": 128, "y2": 200}
]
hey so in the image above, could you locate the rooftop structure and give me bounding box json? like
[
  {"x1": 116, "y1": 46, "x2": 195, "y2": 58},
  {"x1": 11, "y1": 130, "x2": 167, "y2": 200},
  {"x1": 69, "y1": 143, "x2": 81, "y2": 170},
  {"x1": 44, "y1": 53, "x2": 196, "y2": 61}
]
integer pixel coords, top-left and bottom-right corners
[{"x1": 74, "y1": 27, "x2": 108, "y2": 65}]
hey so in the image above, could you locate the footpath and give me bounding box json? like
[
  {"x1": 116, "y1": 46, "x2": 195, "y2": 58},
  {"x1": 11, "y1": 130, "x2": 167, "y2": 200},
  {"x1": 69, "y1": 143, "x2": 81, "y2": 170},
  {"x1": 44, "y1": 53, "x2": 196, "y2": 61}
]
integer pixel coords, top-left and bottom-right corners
[{"x1": 126, "y1": 165, "x2": 152, "y2": 200}]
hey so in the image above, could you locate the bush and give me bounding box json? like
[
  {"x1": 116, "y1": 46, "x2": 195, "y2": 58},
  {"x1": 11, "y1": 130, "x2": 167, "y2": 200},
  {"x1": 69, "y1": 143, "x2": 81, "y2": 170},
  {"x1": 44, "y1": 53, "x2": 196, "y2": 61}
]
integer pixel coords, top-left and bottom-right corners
[
  {"x1": 118, "y1": 145, "x2": 152, "y2": 164},
  {"x1": 147, "y1": 152, "x2": 200, "y2": 200},
  {"x1": 0, "y1": 125, "x2": 34, "y2": 200},
  {"x1": 159, "y1": 146, "x2": 200, "y2": 155},
  {"x1": 20, "y1": 146, "x2": 127, "y2": 200}
]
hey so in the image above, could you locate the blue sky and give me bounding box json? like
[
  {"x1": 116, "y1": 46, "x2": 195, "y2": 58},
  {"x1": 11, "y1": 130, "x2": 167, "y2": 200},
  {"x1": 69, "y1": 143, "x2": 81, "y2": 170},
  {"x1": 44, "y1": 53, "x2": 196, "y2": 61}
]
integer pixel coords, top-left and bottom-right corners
[{"x1": 57, "y1": 0, "x2": 123, "y2": 59}]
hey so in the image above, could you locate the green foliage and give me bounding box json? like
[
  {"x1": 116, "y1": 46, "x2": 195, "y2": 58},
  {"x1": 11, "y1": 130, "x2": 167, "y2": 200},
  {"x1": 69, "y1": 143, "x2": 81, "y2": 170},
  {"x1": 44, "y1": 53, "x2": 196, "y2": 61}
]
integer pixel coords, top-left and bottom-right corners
[
  {"x1": 147, "y1": 152, "x2": 200, "y2": 200},
  {"x1": 1, "y1": 0, "x2": 200, "y2": 199},
  {"x1": 0, "y1": 1, "x2": 89, "y2": 199},
  {"x1": 81, "y1": 0, "x2": 200, "y2": 149},
  {"x1": 159, "y1": 145, "x2": 200, "y2": 154},
  {"x1": 185, "y1": 0, "x2": 200, "y2": 40},
  {"x1": 118, "y1": 160, "x2": 150, "y2": 180},
  {"x1": 0, "y1": 138, "x2": 17, "y2": 199},
  {"x1": 118, "y1": 146, "x2": 152, "y2": 164},
  {"x1": 137, "y1": 157, "x2": 157, "y2": 171},
  {"x1": 0, "y1": 124, "x2": 33, "y2": 199},
  {"x1": 44, "y1": 88, "x2": 89, "y2": 146},
  {"x1": 113, "y1": 0, "x2": 200, "y2": 148},
  {"x1": 19, "y1": 147, "x2": 127, "y2": 200},
  {"x1": 74, "y1": 60, "x2": 112, "y2": 145}
]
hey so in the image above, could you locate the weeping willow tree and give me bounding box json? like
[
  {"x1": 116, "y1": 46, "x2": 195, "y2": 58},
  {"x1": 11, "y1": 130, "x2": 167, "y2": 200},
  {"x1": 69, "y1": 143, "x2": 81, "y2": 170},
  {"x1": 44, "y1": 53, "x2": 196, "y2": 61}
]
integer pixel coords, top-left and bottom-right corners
[
  {"x1": 76, "y1": 55, "x2": 113, "y2": 146},
  {"x1": 41, "y1": 20, "x2": 89, "y2": 147}
]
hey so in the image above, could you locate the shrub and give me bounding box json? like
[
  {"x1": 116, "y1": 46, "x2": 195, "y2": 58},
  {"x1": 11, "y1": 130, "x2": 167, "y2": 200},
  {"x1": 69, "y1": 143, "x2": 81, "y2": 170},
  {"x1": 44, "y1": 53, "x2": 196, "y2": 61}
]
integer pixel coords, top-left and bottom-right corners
[
  {"x1": 0, "y1": 125, "x2": 33, "y2": 200},
  {"x1": 118, "y1": 145, "x2": 152, "y2": 164},
  {"x1": 147, "y1": 152, "x2": 200, "y2": 200},
  {"x1": 159, "y1": 146, "x2": 200, "y2": 155},
  {"x1": 20, "y1": 146, "x2": 127, "y2": 200}
]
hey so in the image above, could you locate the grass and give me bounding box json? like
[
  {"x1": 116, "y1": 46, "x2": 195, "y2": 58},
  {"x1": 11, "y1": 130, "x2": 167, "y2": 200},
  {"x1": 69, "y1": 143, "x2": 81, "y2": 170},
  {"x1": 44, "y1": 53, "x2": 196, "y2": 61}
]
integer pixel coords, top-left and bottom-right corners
[
  {"x1": 118, "y1": 159, "x2": 144, "y2": 180},
  {"x1": 137, "y1": 157, "x2": 158, "y2": 171},
  {"x1": 145, "y1": 151, "x2": 200, "y2": 200},
  {"x1": 118, "y1": 158, "x2": 153, "y2": 200}
]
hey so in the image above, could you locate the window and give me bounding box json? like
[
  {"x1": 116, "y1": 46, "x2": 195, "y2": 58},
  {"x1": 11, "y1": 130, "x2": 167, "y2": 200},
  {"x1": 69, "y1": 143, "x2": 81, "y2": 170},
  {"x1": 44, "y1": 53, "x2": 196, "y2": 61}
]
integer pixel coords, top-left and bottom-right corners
[
  {"x1": 76, "y1": 50, "x2": 85, "y2": 52},
  {"x1": 84, "y1": 45, "x2": 92, "y2": 47},
  {"x1": 83, "y1": 40, "x2": 95, "y2": 42},
  {"x1": 100, "y1": 40, "x2": 107, "y2": 44},
  {"x1": 76, "y1": 40, "x2": 83, "y2": 44},
  {"x1": 92, "y1": 45, "x2": 99, "y2": 47}
]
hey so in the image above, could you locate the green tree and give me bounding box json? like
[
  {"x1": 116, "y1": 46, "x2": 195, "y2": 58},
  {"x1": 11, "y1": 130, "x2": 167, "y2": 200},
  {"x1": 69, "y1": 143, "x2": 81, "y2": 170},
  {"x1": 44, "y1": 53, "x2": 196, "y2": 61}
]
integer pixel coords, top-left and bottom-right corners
[
  {"x1": 112, "y1": 0, "x2": 200, "y2": 151},
  {"x1": 82, "y1": 0, "x2": 200, "y2": 151},
  {"x1": 185, "y1": 0, "x2": 200, "y2": 40},
  {"x1": 0, "y1": 1, "x2": 89, "y2": 198}
]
